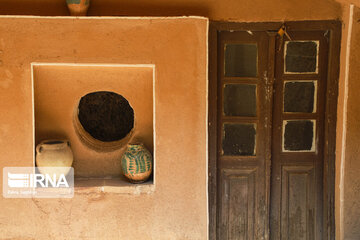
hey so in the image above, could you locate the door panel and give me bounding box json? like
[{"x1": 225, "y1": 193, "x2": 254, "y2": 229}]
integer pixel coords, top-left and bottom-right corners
[
  {"x1": 270, "y1": 31, "x2": 329, "y2": 240},
  {"x1": 217, "y1": 31, "x2": 271, "y2": 240},
  {"x1": 281, "y1": 166, "x2": 316, "y2": 240},
  {"x1": 220, "y1": 168, "x2": 257, "y2": 240}
]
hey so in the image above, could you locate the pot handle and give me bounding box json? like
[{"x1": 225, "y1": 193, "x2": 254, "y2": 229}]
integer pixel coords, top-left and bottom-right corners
[{"x1": 36, "y1": 144, "x2": 43, "y2": 154}]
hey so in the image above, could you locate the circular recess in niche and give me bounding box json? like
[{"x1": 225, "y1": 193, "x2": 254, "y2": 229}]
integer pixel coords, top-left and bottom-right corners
[{"x1": 73, "y1": 91, "x2": 135, "y2": 152}]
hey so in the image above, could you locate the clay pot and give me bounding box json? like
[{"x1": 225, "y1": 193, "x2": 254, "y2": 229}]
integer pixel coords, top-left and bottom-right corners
[
  {"x1": 66, "y1": 0, "x2": 90, "y2": 16},
  {"x1": 121, "y1": 144, "x2": 153, "y2": 183},
  {"x1": 35, "y1": 140, "x2": 74, "y2": 177}
]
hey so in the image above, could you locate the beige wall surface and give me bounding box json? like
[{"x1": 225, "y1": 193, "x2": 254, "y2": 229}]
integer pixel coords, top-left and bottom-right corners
[
  {"x1": 342, "y1": 6, "x2": 360, "y2": 239},
  {"x1": 335, "y1": 6, "x2": 349, "y2": 240},
  {"x1": 34, "y1": 65, "x2": 154, "y2": 177},
  {"x1": 0, "y1": 0, "x2": 342, "y2": 22},
  {"x1": 0, "y1": 17, "x2": 208, "y2": 239}
]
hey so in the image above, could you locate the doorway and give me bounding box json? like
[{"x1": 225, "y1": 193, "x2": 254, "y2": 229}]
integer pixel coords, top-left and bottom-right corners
[{"x1": 208, "y1": 21, "x2": 341, "y2": 240}]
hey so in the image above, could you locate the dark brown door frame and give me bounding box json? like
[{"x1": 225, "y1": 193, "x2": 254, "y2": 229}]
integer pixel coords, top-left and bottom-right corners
[{"x1": 208, "y1": 20, "x2": 341, "y2": 240}]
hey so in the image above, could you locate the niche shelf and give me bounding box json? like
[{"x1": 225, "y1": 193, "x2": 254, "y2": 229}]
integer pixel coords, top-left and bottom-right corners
[{"x1": 32, "y1": 63, "x2": 156, "y2": 194}]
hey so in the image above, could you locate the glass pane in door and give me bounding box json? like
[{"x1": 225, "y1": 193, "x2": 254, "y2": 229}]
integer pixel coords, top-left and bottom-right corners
[
  {"x1": 225, "y1": 44, "x2": 258, "y2": 77},
  {"x1": 285, "y1": 41, "x2": 318, "y2": 73},
  {"x1": 283, "y1": 81, "x2": 316, "y2": 113},
  {"x1": 282, "y1": 120, "x2": 315, "y2": 152},
  {"x1": 223, "y1": 84, "x2": 257, "y2": 116},
  {"x1": 222, "y1": 123, "x2": 256, "y2": 156}
]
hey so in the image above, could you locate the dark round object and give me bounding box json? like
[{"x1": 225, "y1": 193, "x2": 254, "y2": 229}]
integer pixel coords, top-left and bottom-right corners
[{"x1": 77, "y1": 91, "x2": 134, "y2": 142}]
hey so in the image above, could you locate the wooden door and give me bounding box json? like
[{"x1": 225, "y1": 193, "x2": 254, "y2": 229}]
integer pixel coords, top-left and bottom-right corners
[
  {"x1": 215, "y1": 30, "x2": 272, "y2": 240},
  {"x1": 209, "y1": 21, "x2": 340, "y2": 240},
  {"x1": 270, "y1": 31, "x2": 329, "y2": 240}
]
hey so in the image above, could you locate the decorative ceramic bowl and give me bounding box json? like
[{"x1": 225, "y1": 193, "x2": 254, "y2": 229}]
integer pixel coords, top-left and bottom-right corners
[
  {"x1": 66, "y1": 0, "x2": 90, "y2": 16},
  {"x1": 121, "y1": 143, "x2": 152, "y2": 183}
]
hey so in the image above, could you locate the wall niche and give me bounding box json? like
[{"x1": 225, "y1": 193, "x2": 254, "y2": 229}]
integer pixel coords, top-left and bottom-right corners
[{"x1": 32, "y1": 63, "x2": 155, "y2": 191}]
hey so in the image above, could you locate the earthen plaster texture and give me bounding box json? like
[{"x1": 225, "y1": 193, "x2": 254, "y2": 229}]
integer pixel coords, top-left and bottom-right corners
[
  {"x1": 342, "y1": 6, "x2": 360, "y2": 239},
  {"x1": 0, "y1": 17, "x2": 208, "y2": 239},
  {"x1": 33, "y1": 64, "x2": 154, "y2": 177}
]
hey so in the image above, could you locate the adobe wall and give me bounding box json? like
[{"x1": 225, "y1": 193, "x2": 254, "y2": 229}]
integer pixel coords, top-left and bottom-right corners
[
  {"x1": 342, "y1": 6, "x2": 360, "y2": 239},
  {"x1": 0, "y1": 17, "x2": 208, "y2": 239}
]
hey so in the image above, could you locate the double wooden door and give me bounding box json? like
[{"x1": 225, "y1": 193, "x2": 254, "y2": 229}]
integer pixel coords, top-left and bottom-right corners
[{"x1": 209, "y1": 22, "x2": 340, "y2": 240}]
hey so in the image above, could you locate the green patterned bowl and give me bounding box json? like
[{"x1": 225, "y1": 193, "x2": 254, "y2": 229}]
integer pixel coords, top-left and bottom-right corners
[
  {"x1": 121, "y1": 144, "x2": 153, "y2": 183},
  {"x1": 66, "y1": 0, "x2": 90, "y2": 16}
]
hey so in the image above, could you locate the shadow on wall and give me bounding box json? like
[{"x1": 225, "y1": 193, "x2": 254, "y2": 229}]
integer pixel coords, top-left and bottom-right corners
[
  {"x1": 0, "y1": 0, "x2": 210, "y2": 16},
  {"x1": 0, "y1": 0, "x2": 342, "y2": 22}
]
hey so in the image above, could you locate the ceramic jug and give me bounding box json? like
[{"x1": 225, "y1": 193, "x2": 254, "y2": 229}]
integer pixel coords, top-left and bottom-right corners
[{"x1": 36, "y1": 140, "x2": 74, "y2": 177}]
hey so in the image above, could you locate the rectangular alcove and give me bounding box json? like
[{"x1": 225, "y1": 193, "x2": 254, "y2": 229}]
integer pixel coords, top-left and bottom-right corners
[{"x1": 32, "y1": 63, "x2": 156, "y2": 193}]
